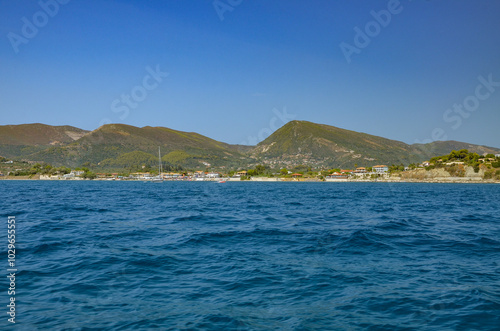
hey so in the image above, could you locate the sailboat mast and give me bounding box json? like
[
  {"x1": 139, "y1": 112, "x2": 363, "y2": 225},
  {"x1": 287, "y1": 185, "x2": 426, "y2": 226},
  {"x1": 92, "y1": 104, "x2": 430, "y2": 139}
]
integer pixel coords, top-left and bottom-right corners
[{"x1": 158, "y1": 146, "x2": 161, "y2": 177}]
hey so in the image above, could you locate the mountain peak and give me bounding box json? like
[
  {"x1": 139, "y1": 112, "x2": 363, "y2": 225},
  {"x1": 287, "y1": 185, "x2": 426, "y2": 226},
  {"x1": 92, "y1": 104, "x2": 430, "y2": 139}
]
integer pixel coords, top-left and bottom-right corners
[{"x1": 0, "y1": 122, "x2": 498, "y2": 169}]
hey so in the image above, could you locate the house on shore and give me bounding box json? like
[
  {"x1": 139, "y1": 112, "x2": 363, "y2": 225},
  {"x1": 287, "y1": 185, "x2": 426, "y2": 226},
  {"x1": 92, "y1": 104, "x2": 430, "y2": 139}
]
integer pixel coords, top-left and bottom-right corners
[
  {"x1": 193, "y1": 171, "x2": 205, "y2": 179},
  {"x1": 354, "y1": 167, "x2": 367, "y2": 174},
  {"x1": 373, "y1": 165, "x2": 389, "y2": 174},
  {"x1": 71, "y1": 170, "x2": 85, "y2": 176},
  {"x1": 130, "y1": 172, "x2": 153, "y2": 179},
  {"x1": 326, "y1": 172, "x2": 349, "y2": 180},
  {"x1": 164, "y1": 172, "x2": 182, "y2": 179}
]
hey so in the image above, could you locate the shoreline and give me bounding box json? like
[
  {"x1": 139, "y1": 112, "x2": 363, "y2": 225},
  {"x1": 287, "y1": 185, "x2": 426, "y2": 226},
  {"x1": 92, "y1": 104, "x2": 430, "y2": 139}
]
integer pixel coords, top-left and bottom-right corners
[{"x1": 0, "y1": 176, "x2": 498, "y2": 184}]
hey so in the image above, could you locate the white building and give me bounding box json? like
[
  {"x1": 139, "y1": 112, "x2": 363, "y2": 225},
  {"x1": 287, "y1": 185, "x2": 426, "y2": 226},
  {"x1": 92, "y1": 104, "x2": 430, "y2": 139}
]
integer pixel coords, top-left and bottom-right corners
[
  {"x1": 326, "y1": 172, "x2": 349, "y2": 180},
  {"x1": 354, "y1": 167, "x2": 367, "y2": 173},
  {"x1": 164, "y1": 173, "x2": 182, "y2": 179},
  {"x1": 193, "y1": 171, "x2": 205, "y2": 178},
  {"x1": 372, "y1": 165, "x2": 389, "y2": 174}
]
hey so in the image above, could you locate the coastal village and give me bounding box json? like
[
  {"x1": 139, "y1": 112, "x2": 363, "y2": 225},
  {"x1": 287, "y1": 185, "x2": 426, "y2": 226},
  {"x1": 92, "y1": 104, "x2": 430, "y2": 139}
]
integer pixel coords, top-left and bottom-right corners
[
  {"x1": 2, "y1": 150, "x2": 500, "y2": 182},
  {"x1": 36, "y1": 166, "x2": 391, "y2": 181},
  {"x1": 1, "y1": 122, "x2": 499, "y2": 183}
]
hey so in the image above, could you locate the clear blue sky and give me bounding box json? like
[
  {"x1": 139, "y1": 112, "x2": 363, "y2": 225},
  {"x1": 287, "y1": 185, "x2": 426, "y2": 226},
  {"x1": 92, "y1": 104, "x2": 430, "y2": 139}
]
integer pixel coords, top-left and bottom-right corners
[{"x1": 1, "y1": 0, "x2": 499, "y2": 147}]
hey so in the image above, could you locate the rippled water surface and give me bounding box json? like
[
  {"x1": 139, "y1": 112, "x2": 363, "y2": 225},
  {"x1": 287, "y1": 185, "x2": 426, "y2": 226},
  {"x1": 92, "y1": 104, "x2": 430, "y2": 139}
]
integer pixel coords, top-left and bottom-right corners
[{"x1": 1, "y1": 181, "x2": 500, "y2": 330}]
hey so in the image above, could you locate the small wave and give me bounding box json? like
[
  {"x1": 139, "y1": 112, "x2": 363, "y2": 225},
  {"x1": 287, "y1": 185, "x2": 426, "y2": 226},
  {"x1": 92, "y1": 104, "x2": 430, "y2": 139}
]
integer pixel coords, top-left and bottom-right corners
[
  {"x1": 172, "y1": 214, "x2": 209, "y2": 223},
  {"x1": 29, "y1": 241, "x2": 73, "y2": 254},
  {"x1": 334, "y1": 230, "x2": 394, "y2": 254}
]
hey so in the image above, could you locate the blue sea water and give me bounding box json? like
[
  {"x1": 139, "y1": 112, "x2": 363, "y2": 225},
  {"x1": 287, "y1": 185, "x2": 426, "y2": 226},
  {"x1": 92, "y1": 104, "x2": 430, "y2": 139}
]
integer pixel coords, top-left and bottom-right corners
[{"x1": 1, "y1": 181, "x2": 500, "y2": 330}]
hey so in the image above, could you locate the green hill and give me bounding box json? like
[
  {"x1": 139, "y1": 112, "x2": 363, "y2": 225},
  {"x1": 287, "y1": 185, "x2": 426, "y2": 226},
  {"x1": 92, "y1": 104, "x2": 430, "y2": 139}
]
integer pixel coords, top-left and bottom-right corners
[
  {"x1": 25, "y1": 124, "x2": 251, "y2": 168},
  {"x1": 0, "y1": 121, "x2": 498, "y2": 171},
  {"x1": 250, "y1": 121, "x2": 500, "y2": 168},
  {"x1": 0, "y1": 123, "x2": 88, "y2": 159},
  {"x1": 98, "y1": 151, "x2": 159, "y2": 170},
  {"x1": 411, "y1": 140, "x2": 500, "y2": 159}
]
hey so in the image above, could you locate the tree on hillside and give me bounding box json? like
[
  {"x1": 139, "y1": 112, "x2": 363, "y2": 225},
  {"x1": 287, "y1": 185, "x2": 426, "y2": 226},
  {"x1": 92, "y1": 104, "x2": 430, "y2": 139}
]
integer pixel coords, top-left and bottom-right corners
[
  {"x1": 29, "y1": 163, "x2": 42, "y2": 174},
  {"x1": 42, "y1": 164, "x2": 53, "y2": 174},
  {"x1": 55, "y1": 166, "x2": 71, "y2": 174},
  {"x1": 389, "y1": 164, "x2": 404, "y2": 172},
  {"x1": 292, "y1": 165, "x2": 308, "y2": 173},
  {"x1": 82, "y1": 170, "x2": 96, "y2": 180},
  {"x1": 449, "y1": 149, "x2": 469, "y2": 160},
  {"x1": 465, "y1": 152, "x2": 480, "y2": 163},
  {"x1": 254, "y1": 164, "x2": 266, "y2": 175}
]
